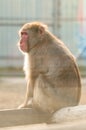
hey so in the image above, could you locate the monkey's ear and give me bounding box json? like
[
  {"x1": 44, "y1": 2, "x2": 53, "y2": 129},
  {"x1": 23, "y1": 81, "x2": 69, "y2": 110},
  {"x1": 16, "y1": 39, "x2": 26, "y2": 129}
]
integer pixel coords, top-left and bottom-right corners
[{"x1": 38, "y1": 26, "x2": 45, "y2": 35}]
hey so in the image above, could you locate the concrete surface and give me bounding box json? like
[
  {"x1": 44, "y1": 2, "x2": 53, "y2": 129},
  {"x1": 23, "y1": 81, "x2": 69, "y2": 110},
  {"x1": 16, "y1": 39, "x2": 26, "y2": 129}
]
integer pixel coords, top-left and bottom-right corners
[
  {"x1": 0, "y1": 105, "x2": 86, "y2": 128},
  {"x1": 0, "y1": 121, "x2": 86, "y2": 130},
  {"x1": 0, "y1": 108, "x2": 50, "y2": 127},
  {"x1": 0, "y1": 77, "x2": 86, "y2": 129}
]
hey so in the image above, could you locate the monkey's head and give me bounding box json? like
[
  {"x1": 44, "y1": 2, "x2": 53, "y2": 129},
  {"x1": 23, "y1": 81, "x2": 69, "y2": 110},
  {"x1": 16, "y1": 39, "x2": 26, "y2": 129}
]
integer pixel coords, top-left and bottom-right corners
[{"x1": 18, "y1": 22, "x2": 48, "y2": 53}]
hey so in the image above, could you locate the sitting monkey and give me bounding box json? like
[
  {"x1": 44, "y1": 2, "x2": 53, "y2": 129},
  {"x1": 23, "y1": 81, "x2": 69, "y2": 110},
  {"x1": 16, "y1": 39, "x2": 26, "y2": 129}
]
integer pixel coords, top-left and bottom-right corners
[{"x1": 18, "y1": 22, "x2": 81, "y2": 113}]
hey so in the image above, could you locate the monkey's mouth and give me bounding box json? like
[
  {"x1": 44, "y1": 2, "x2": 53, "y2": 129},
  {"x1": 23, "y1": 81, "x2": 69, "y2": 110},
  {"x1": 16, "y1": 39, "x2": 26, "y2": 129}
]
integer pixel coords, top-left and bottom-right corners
[
  {"x1": 19, "y1": 45, "x2": 28, "y2": 52},
  {"x1": 20, "y1": 45, "x2": 23, "y2": 49},
  {"x1": 20, "y1": 45, "x2": 25, "y2": 51}
]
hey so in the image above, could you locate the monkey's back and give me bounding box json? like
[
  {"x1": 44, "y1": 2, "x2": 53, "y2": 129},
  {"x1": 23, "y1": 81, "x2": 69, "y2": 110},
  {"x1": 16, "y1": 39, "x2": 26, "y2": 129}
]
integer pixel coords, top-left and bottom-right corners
[{"x1": 31, "y1": 37, "x2": 81, "y2": 113}]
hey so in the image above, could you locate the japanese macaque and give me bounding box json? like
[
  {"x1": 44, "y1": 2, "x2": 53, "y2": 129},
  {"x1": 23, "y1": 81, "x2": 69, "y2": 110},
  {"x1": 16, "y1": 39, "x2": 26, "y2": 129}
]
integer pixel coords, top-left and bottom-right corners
[{"x1": 18, "y1": 22, "x2": 81, "y2": 114}]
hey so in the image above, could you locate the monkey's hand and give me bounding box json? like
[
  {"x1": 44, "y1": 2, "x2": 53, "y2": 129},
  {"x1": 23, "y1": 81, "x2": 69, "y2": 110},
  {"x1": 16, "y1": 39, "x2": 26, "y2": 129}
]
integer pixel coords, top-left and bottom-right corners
[
  {"x1": 18, "y1": 98, "x2": 33, "y2": 109},
  {"x1": 18, "y1": 103, "x2": 28, "y2": 109}
]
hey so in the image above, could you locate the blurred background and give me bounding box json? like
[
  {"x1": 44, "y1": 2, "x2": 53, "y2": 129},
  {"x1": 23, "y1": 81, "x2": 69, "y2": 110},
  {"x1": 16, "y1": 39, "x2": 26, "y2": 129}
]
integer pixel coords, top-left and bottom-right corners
[
  {"x1": 0, "y1": 0, "x2": 86, "y2": 77},
  {"x1": 0, "y1": 0, "x2": 86, "y2": 110}
]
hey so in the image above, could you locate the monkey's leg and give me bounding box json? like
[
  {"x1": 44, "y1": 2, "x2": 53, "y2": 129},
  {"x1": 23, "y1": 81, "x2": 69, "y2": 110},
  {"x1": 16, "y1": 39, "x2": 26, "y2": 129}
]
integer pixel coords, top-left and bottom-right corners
[{"x1": 33, "y1": 74, "x2": 58, "y2": 113}]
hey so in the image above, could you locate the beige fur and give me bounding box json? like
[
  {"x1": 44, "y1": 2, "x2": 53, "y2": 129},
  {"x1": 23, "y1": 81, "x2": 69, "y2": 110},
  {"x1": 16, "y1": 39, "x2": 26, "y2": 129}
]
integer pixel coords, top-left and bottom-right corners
[{"x1": 18, "y1": 22, "x2": 81, "y2": 113}]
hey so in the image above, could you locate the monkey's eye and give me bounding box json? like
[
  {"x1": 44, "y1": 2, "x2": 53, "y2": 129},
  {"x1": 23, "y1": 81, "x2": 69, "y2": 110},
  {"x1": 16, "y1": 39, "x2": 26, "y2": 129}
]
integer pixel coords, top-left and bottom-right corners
[{"x1": 21, "y1": 32, "x2": 27, "y2": 35}]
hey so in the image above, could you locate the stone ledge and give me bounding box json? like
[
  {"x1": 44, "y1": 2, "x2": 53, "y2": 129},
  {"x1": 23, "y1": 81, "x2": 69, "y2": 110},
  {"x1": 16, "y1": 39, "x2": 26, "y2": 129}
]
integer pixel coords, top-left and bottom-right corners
[
  {"x1": 0, "y1": 108, "x2": 50, "y2": 127},
  {"x1": 0, "y1": 105, "x2": 86, "y2": 128},
  {"x1": 0, "y1": 121, "x2": 86, "y2": 130}
]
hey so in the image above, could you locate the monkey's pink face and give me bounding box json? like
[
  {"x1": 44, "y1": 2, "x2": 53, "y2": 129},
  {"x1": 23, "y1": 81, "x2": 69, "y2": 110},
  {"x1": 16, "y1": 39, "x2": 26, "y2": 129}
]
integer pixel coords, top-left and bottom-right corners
[{"x1": 18, "y1": 31, "x2": 29, "y2": 52}]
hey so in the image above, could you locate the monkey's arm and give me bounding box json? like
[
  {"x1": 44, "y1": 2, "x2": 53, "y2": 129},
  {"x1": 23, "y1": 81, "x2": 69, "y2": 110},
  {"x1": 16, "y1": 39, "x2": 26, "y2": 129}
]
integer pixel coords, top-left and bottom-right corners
[{"x1": 18, "y1": 79, "x2": 35, "y2": 109}]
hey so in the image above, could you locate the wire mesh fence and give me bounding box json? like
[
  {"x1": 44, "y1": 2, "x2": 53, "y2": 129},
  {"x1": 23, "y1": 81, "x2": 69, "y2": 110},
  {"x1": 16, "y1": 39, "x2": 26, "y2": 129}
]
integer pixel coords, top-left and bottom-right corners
[{"x1": 0, "y1": 0, "x2": 86, "y2": 76}]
